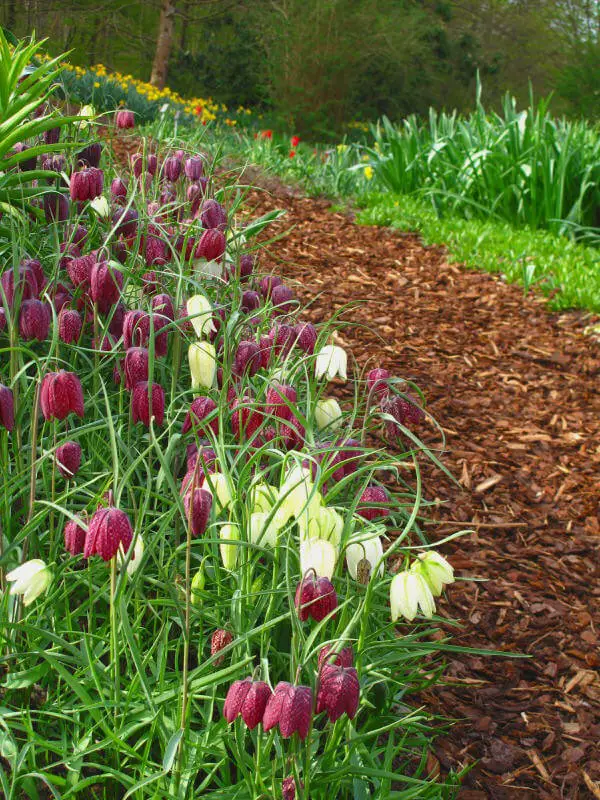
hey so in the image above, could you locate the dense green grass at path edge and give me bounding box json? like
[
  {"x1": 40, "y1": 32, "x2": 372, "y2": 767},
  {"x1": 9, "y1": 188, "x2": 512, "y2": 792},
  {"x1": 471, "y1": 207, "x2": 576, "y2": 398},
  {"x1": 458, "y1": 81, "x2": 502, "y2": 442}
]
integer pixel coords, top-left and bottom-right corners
[{"x1": 351, "y1": 193, "x2": 600, "y2": 314}]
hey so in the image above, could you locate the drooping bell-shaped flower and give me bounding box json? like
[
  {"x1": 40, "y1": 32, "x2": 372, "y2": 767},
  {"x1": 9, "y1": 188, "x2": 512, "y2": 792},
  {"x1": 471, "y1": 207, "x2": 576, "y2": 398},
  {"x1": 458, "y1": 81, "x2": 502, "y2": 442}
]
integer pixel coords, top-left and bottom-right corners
[
  {"x1": 345, "y1": 534, "x2": 384, "y2": 583},
  {"x1": 223, "y1": 678, "x2": 272, "y2": 729},
  {"x1": 263, "y1": 682, "x2": 313, "y2": 740},
  {"x1": 6, "y1": 559, "x2": 52, "y2": 606},
  {"x1": 184, "y1": 156, "x2": 203, "y2": 180},
  {"x1": 315, "y1": 344, "x2": 347, "y2": 382},
  {"x1": 131, "y1": 381, "x2": 165, "y2": 426},
  {"x1": 188, "y1": 341, "x2": 216, "y2": 391},
  {"x1": 240, "y1": 290, "x2": 261, "y2": 313},
  {"x1": 112, "y1": 207, "x2": 138, "y2": 238},
  {"x1": 234, "y1": 340, "x2": 262, "y2": 377},
  {"x1": 19, "y1": 299, "x2": 50, "y2": 341},
  {"x1": 58, "y1": 307, "x2": 83, "y2": 344},
  {"x1": 195, "y1": 228, "x2": 226, "y2": 261},
  {"x1": 70, "y1": 167, "x2": 103, "y2": 202},
  {"x1": 90, "y1": 260, "x2": 123, "y2": 313},
  {"x1": 357, "y1": 486, "x2": 390, "y2": 521},
  {"x1": 84, "y1": 506, "x2": 134, "y2": 562},
  {"x1": 111, "y1": 177, "x2": 128, "y2": 202},
  {"x1": 249, "y1": 511, "x2": 285, "y2": 548},
  {"x1": 55, "y1": 440, "x2": 82, "y2": 479},
  {"x1": 40, "y1": 371, "x2": 84, "y2": 421},
  {"x1": 390, "y1": 570, "x2": 436, "y2": 622},
  {"x1": 318, "y1": 644, "x2": 354, "y2": 670},
  {"x1": 219, "y1": 523, "x2": 239, "y2": 570},
  {"x1": 266, "y1": 383, "x2": 297, "y2": 422},
  {"x1": 0, "y1": 384, "x2": 15, "y2": 432},
  {"x1": 314, "y1": 398, "x2": 342, "y2": 431},
  {"x1": 299, "y1": 538, "x2": 337, "y2": 581},
  {"x1": 294, "y1": 321, "x2": 317, "y2": 354},
  {"x1": 66, "y1": 253, "x2": 94, "y2": 288},
  {"x1": 90, "y1": 195, "x2": 110, "y2": 218},
  {"x1": 115, "y1": 109, "x2": 135, "y2": 129},
  {"x1": 238, "y1": 253, "x2": 255, "y2": 280},
  {"x1": 187, "y1": 294, "x2": 216, "y2": 339},
  {"x1": 295, "y1": 571, "x2": 337, "y2": 622},
  {"x1": 163, "y1": 155, "x2": 182, "y2": 182},
  {"x1": 230, "y1": 395, "x2": 262, "y2": 441},
  {"x1": 210, "y1": 628, "x2": 233, "y2": 666},
  {"x1": 381, "y1": 393, "x2": 425, "y2": 435},
  {"x1": 271, "y1": 284, "x2": 296, "y2": 314},
  {"x1": 76, "y1": 142, "x2": 102, "y2": 168},
  {"x1": 124, "y1": 347, "x2": 149, "y2": 391},
  {"x1": 43, "y1": 191, "x2": 69, "y2": 223},
  {"x1": 200, "y1": 198, "x2": 227, "y2": 230},
  {"x1": 182, "y1": 396, "x2": 218, "y2": 436},
  {"x1": 411, "y1": 551, "x2": 454, "y2": 597},
  {"x1": 64, "y1": 517, "x2": 87, "y2": 556},
  {"x1": 260, "y1": 275, "x2": 282, "y2": 299},
  {"x1": 367, "y1": 368, "x2": 390, "y2": 399},
  {"x1": 297, "y1": 504, "x2": 343, "y2": 548},
  {"x1": 316, "y1": 663, "x2": 360, "y2": 722},
  {"x1": 122, "y1": 309, "x2": 148, "y2": 350},
  {"x1": 183, "y1": 487, "x2": 213, "y2": 537},
  {"x1": 1, "y1": 264, "x2": 39, "y2": 307}
]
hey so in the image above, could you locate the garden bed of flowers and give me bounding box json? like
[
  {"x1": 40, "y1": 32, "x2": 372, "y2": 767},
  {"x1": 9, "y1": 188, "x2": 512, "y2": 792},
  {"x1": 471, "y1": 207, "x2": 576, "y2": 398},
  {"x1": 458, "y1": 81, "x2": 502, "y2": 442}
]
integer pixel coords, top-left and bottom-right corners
[{"x1": 0, "y1": 34, "x2": 462, "y2": 799}]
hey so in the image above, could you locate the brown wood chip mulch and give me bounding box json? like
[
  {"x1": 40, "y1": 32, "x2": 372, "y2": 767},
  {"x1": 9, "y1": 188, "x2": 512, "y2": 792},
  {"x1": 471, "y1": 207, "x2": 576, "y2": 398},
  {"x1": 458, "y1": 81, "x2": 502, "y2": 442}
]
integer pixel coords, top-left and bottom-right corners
[{"x1": 245, "y1": 185, "x2": 600, "y2": 800}]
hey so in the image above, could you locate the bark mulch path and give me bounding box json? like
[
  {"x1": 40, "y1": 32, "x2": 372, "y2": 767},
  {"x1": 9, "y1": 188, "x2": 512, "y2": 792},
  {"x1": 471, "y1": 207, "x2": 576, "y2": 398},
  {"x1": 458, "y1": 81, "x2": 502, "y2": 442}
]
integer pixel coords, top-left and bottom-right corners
[{"x1": 245, "y1": 185, "x2": 600, "y2": 800}]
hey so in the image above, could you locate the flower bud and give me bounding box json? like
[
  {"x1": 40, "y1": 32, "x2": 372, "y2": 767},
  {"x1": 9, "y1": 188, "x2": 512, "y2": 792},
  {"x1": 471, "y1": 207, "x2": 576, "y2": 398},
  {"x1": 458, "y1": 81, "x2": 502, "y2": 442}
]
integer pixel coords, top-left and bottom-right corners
[
  {"x1": 317, "y1": 663, "x2": 360, "y2": 722},
  {"x1": 314, "y1": 398, "x2": 342, "y2": 431},
  {"x1": 183, "y1": 487, "x2": 213, "y2": 537},
  {"x1": 90, "y1": 260, "x2": 123, "y2": 313},
  {"x1": 223, "y1": 678, "x2": 272, "y2": 729},
  {"x1": 412, "y1": 551, "x2": 454, "y2": 597},
  {"x1": 295, "y1": 572, "x2": 337, "y2": 622},
  {"x1": 19, "y1": 299, "x2": 50, "y2": 341},
  {"x1": 357, "y1": 486, "x2": 390, "y2": 520},
  {"x1": 0, "y1": 384, "x2": 15, "y2": 432},
  {"x1": 131, "y1": 381, "x2": 165, "y2": 426},
  {"x1": 58, "y1": 307, "x2": 82, "y2": 344},
  {"x1": 191, "y1": 562, "x2": 206, "y2": 605},
  {"x1": 40, "y1": 370, "x2": 84, "y2": 421},
  {"x1": 124, "y1": 347, "x2": 149, "y2": 390},
  {"x1": 315, "y1": 345, "x2": 347, "y2": 381},
  {"x1": 211, "y1": 628, "x2": 233, "y2": 666},
  {"x1": 200, "y1": 198, "x2": 227, "y2": 230},
  {"x1": 182, "y1": 396, "x2": 218, "y2": 436},
  {"x1": 390, "y1": 570, "x2": 435, "y2": 622},
  {"x1": 84, "y1": 506, "x2": 134, "y2": 562},
  {"x1": 195, "y1": 228, "x2": 226, "y2": 261},
  {"x1": 6, "y1": 559, "x2": 52, "y2": 606},
  {"x1": 64, "y1": 517, "x2": 87, "y2": 556},
  {"x1": 263, "y1": 682, "x2": 313, "y2": 740},
  {"x1": 116, "y1": 109, "x2": 135, "y2": 129},
  {"x1": 189, "y1": 341, "x2": 216, "y2": 391},
  {"x1": 55, "y1": 440, "x2": 82, "y2": 479},
  {"x1": 219, "y1": 523, "x2": 239, "y2": 570}
]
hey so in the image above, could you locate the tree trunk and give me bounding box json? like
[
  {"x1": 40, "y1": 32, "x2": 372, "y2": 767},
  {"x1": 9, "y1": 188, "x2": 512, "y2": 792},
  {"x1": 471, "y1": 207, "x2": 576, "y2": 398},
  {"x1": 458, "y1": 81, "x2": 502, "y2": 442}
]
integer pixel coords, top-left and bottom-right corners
[{"x1": 150, "y1": 0, "x2": 176, "y2": 88}]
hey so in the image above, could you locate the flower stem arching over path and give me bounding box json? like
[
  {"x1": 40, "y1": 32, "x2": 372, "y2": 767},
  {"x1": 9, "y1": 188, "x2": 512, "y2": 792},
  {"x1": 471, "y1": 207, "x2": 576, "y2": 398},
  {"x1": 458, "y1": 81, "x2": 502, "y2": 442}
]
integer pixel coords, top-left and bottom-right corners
[{"x1": 245, "y1": 181, "x2": 600, "y2": 799}]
